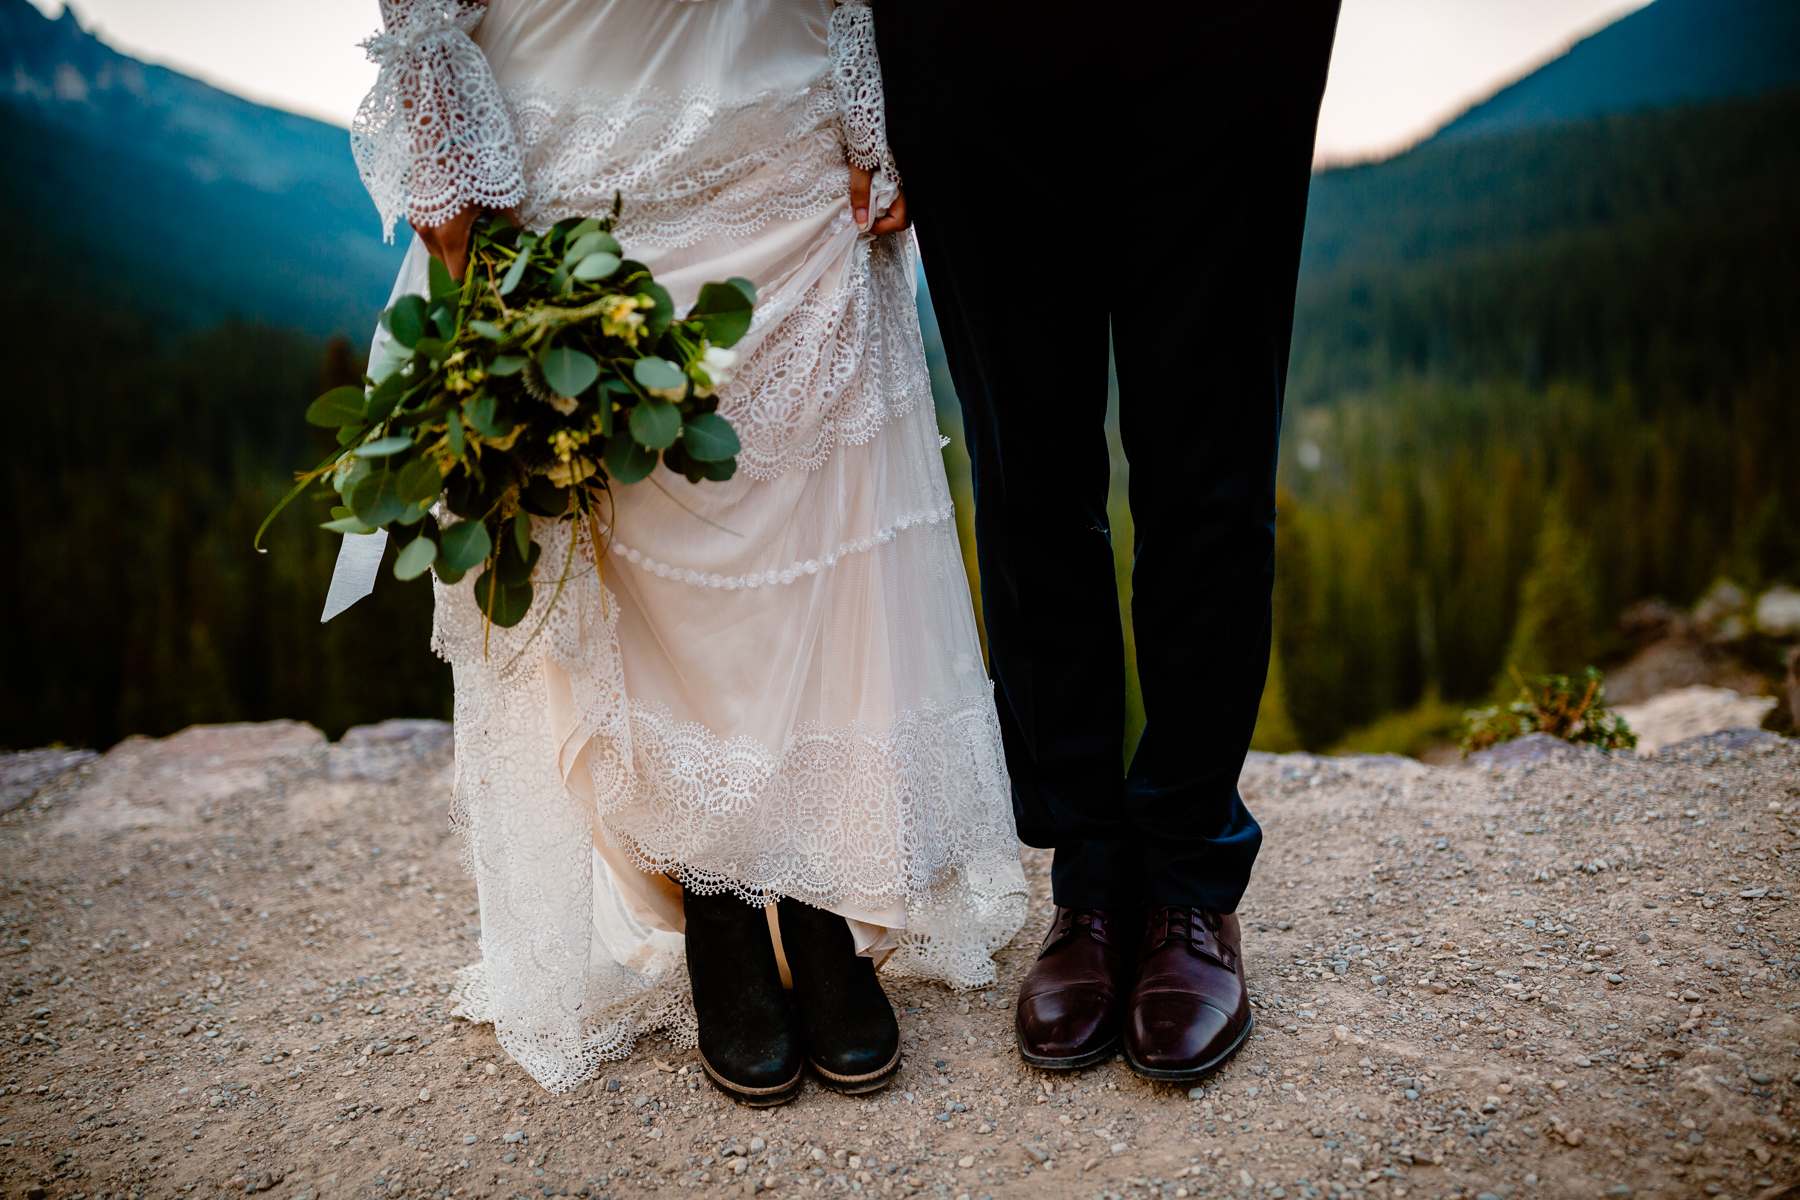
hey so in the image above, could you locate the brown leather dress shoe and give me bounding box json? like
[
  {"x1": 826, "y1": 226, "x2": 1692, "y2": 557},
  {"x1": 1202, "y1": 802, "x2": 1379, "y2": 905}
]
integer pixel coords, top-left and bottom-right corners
[
  {"x1": 1124, "y1": 907, "x2": 1254, "y2": 1082},
  {"x1": 1015, "y1": 908, "x2": 1134, "y2": 1069}
]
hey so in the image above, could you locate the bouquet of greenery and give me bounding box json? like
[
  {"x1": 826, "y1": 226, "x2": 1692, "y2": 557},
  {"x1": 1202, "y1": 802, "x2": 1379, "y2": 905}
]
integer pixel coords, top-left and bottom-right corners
[{"x1": 260, "y1": 207, "x2": 755, "y2": 631}]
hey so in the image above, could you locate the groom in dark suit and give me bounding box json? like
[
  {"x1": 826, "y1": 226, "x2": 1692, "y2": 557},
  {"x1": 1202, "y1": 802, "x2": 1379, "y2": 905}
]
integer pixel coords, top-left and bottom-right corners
[{"x1": 870, "y1": 1, "x2": 1342, "y2": 1080}]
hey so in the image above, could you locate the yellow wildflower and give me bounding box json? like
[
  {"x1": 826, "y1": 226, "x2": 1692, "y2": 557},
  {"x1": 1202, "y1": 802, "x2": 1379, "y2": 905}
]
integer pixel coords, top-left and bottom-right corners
[
  {"x1": 547, "y1": 455, "x2": 598, "y2": 487},
  {"x1": 601, "y1": 294, "x2": 647, "y2": 343}
]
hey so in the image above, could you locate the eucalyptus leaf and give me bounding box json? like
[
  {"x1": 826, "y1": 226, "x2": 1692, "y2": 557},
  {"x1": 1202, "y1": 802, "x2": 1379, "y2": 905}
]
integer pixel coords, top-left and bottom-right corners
[
  {"x1": 633, "y1": 356, "x2": 686, "y2": 392},
  {"x1": 348, "y1": 471, "x2": 407, "y2": 526},
  {"x1": 469, "y1": 319, "x2": 505, "y2": 340},
  {"x1": 690, "y1": 281, "x2": 755, "y2": 347},
  {"x1": 321, "y1": 516, "x2": 375, "y2": 535},
  {"x1": 446, "y1": 408, "x2": 465, "y2": 458},
  {"x1": 394, "y1": 535, "x2": 438, "y2": 581},
  {"x1": 682, "y1": 411, "x2": 741, "y2": 462},
  {"x1": 335, "y1": 456, "x2": 372, "y2": 496},
  {"x1": 497, "y1": 538, "x2": 541, "y2": 585},
  {"x1": 384, "y1": 294, "x2": 428, "y2": 348},
  {"x1": 512, "y1": 511, "x2": 532, "y2": 560},
  {"x1": 662, "y1": 443, "x2": 704, "y2": 485},
  {"x1": 466, "y1": 393, "x2": 508, "y2": 438},
  {"x1": 305, "y1": 386, "x2": 365, "y2": 428},
  {"x1": 473, "y1": 570, "x2": 533, "y2": 628},
  {"x1": 639, "y1": 281, "x2": 674, "y2": 341},
  {"x1": 364, "y1": 372, "x2": 404, "y2": 423},
  {"x1": 697, "y1": 456, "x2": 737, "y2": 483},
  {"x1": 439, "y1": 519, "x2": 493, "y2": 573},
  {"x1": 489, "y1": 355, "x2": 528, "y2": 376},
  {"x1": 427, "y1": 255, "x2": 459, "y2": 304},
  {"x1": 397, "y1": 457, "x2": 443, "y2": 503},
  {"x1": 603, "y1": 434, "x2": 657, "y2": 484},
  {"x1": 571, "y1": 251, "x2": 622, "y2": 281},
  {"x1": 540, "y1": 347, "x2": 600, "y2": 398},
  {"x1": 566, "y1": 230, "x2": 622, "y2": 262},
  {"x1": 499, "y1": 252, "x2": 530, "y2": 296},
  {"x1": 691, "y1": 279, "x2": 755, "y2": 315},
  {"x1": 353, "y1": 435, "x2": 413, "y2": 458},
  {"x1": 630, "y1": 399, "x2": 682, "y2": 450},
  {"x1": 390, "y1": 405, "x2": 440, "y2": 430}
]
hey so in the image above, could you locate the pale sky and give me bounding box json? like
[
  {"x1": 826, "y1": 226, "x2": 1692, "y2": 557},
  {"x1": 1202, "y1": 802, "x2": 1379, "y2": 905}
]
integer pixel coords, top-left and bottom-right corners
[{"x1": 28, "y1": 0, "x2": 1652, "y2": 163}]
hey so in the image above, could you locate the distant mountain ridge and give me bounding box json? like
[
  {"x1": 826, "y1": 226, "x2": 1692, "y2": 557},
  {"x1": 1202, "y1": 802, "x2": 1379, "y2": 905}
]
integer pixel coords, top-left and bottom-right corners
[
  {"x1": 1, "y1": 0, "x2": 399, "y2": 338},
  {"x1": 6, "y1": 0, "x2": 1800, "y2": 342},
  {"x1": 1431, "y1": 0, "x2": 1800, "y2": 144}
]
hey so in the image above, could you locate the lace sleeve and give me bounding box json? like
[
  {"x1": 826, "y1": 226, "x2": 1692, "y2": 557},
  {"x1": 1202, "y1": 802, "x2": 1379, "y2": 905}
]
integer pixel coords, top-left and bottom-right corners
[
  {"x1": 827, "y1": 0, "x2": 901, "y2": 187},
  {"x1": 351, "y1": 0, "x2": 527, "y2": 243}
]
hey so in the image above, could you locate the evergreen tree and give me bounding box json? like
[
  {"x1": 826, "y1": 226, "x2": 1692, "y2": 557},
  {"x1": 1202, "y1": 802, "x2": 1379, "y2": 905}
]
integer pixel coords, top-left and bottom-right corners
[
  {"x1": 1497, "y1": 498, "x2": 1601, "y2": 687},
  {"x1": 1250, "y1": 645, "x2": 1303, "y2": 753},
  {"x1": 1272, "y1": 492, "x2": 1345, "y2": 749}
]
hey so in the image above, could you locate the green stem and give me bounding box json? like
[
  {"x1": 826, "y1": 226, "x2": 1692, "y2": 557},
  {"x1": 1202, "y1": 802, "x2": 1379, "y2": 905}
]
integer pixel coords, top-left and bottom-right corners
[
  {"x1": 511, "y1": 294, "x2": 629, "y2": 332},
  {"x1": 254, "y1": 448, "x2": 345, "y2": 552}
]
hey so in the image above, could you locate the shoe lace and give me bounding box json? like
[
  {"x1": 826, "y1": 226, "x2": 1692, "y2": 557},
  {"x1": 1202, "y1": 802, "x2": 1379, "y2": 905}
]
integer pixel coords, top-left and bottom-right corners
[
  {"x1": 1043, "y1": 907, "x2": 1113, "y2": 953},
  {"x1": 1147, "y1": 906, "x2": 1236, "y2": 970}
]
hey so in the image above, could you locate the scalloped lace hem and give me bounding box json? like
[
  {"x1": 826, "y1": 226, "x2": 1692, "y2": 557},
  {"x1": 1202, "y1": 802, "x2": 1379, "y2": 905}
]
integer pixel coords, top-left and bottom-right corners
[
  {"x1": 442, "y1": 686, "x2": 1029, "y2": 1092},
  {"x1": 448, "y1": 960, "x2": 698, "y2": 1092}
]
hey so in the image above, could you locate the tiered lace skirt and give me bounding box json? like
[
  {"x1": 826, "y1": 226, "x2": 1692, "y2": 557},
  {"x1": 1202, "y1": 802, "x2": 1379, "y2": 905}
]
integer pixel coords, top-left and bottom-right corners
[{"x1": 373, "y1": 56, "x2": 1026, "y2": 1092}]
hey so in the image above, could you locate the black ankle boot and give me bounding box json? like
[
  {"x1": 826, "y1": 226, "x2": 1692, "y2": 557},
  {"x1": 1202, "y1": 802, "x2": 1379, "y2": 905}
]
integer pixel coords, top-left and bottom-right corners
[
  {"x1": 682, "y1": 886, "x2": 803, "y2": 1106},
  {"x1": 775, "y1": 898, "x2": 901, "y2": 1093}
]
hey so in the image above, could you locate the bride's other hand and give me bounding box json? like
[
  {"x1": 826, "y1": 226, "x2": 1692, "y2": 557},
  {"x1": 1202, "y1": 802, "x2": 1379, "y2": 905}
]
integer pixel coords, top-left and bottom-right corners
[
  {"x1": 849, "y1": 164, "x2": 910, "y2": 236},
  {"x1": 411, "y1": 204, "x2": 486, "y2": 280}
]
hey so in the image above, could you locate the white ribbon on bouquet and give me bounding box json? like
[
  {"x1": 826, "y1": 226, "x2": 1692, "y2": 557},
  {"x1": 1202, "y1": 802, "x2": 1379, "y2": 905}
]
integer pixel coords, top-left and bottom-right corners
[{"x1": 321, "y1": 318, "x2": 414, "y2": 622}]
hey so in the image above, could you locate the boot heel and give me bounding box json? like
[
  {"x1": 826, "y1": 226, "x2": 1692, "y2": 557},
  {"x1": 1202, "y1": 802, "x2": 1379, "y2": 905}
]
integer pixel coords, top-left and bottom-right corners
[
  {"x1": 682, "y1": 887, "x2": 804, "y2": 1105},
  {"x1": 775, "y1": 898, "x2": 901, "y2": 1095}
]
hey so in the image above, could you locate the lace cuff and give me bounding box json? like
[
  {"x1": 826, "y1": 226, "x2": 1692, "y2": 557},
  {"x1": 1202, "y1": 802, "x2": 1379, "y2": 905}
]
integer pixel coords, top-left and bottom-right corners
[
  {"x1": 350, "y1": 0, "x2": 527, "y2": 243},
  {"x1": 827, "y1": 0, "x2": 901, "y2": 187}
]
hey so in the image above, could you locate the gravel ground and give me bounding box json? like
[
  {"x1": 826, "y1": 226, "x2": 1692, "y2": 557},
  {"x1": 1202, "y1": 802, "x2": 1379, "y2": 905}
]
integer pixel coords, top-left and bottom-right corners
[{"x1": 1, "y1": 720, "x2": 1796, "y2": 1200}]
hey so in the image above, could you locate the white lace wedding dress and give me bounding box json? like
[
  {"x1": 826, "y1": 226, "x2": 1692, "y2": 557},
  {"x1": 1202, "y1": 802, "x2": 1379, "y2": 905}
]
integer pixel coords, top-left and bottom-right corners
[{"x1": 350, "y1": 0, "x2": 1027, "y2": 1093}]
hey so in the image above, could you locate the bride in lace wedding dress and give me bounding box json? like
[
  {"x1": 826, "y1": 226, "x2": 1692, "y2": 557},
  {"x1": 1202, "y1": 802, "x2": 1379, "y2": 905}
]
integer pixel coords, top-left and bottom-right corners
[{"x1": 350, "y1": 0, "x2": 1026, "y2": 1098}]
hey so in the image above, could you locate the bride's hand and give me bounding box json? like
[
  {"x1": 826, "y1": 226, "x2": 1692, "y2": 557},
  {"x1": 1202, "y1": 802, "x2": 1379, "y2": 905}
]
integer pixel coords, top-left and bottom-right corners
[
  {"x1": 411, "y1": 204, "x2": 505, "y2": 281},
  {"x1": 849, "y1": 164, "x2": 909, "y2": 236}
]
